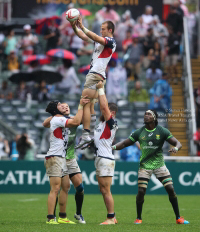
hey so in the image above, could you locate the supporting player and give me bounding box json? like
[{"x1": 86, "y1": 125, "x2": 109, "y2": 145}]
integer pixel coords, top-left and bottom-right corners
[
  {"x1": 43, "y1": 102, "x2": 87, "y2": 224},
  {"x1": 44, "y1": 98, "x2": 89, "y2": 224},
  {"x1": 92, "y1": 81, "x2": 118, "y2": 225},
  {"x1": 69, "y1": 16, "x2": 116, "y2": 149},
  {"x1": 112, "y1": 110, "x2": 190, "y2": 225}
]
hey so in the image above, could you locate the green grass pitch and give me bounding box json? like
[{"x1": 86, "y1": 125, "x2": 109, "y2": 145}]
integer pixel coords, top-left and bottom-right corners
[{"x1": 0, "y1": 194, "x2": 199, "y2": 232}]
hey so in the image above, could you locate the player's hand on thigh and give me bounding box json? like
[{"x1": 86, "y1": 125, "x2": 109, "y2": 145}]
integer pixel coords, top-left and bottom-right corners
[
  {"x1": 96, "y1": 81, "x2": 103, "y2": 89},
  {"x1": 80, "y1": 96, "x2": 90, "y2": 106}
]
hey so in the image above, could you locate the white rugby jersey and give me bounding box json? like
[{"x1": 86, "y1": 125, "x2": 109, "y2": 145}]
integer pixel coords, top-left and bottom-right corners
[
  {"x1": 94, "y1": 116, "x2": 118, "y2": 160},
  {"x1": 46, "y1": 116, "x2": 68, "y2": 158},
  {"x1": 89, "y1": 37, "x2": 116, "y2": 79}
]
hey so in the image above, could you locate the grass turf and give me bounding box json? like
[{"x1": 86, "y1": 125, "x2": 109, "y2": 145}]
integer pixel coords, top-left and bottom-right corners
[{"x1": 0, "y1": 194, "x2": 199, "y2": 232}]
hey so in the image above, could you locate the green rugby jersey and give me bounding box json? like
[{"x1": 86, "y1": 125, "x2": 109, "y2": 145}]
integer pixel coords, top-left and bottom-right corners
[
  {"x1": 129, "y1": 125, "x2": 173, "y2": 170},
  {"x1": 65, "y1": 126, "x2": 77, "y2": 160},
  {"x1": 64, "y1": 116, "x2": 77, "y2": 160}
]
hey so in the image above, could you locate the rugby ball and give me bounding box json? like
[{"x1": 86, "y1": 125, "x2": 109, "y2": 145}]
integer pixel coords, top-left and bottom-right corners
[{"x1": 66, "y1": 8, "x2": 80, "y2": 22}]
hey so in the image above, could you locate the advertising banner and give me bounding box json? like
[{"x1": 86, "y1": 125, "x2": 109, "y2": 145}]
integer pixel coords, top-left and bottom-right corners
[
  {"x1": 11, "y1": 0, "x2": 163, "y2": 21},
  {"x1": 0, "y1": 161, "x2": 199, "y2": 194}
]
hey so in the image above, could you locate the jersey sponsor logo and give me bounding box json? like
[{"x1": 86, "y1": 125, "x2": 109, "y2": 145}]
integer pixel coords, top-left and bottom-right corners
[
  {"x1": 142, "y1": 146, "x2": 158, "y2": 149},
  {"x1": 148, "y1": 133, "x2": 153, "y2": 137},
  {"x1": 148, "y1": 141, "x2": 153, "y2": 146},
  {"x1": 156, "y1": 135, "x2": 160, "y2": 140}
]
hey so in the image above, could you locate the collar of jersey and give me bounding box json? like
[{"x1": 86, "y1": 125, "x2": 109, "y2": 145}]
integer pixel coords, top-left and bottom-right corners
[{"x1": 145, "y1": 127, "x2": 156, "y2": 132}]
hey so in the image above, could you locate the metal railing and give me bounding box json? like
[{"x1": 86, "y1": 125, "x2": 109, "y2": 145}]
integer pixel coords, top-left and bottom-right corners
[
  {"x1": 0, "y1": 119, "x2": 17, "y2": 141},
  {"x1": 183, "y1": 17, "x2": 197, "y2": 155}
]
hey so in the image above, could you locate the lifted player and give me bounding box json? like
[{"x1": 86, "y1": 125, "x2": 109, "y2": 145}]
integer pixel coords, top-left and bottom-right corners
[
  {"x1": 69, "y1": 16, "x2": 116, "y2": 149},
  {"x1": 112, "y1": 110, "x2": 189, "y2": 225}
]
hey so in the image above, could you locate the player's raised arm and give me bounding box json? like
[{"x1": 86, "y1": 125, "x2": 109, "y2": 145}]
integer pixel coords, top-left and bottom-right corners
[
  {"x1": 77, "y1": 16, "x2": 107, "y2": 46},
  {"x1": 67, "y1": 96, "x2": 90, "y2": 128},
  {"x1": 167, "y1": 137, "x2": 182, "y2": 153},
  {"x1": 43, "y1": 116, "x2": 53, "y2": 128},
  {"x1": 96, "y1": 81, "x2": 111, "y2": 121},
  {"x1": 70, "y1": 21, "x2": 92, "y2": 43}
]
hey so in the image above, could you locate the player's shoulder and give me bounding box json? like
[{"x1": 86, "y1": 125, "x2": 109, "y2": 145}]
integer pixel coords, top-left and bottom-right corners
[
  {"x1": 157, "y1": 125, "x2": 171, "y2": 133},
  {"x1": 105, "y1": 36, "x2": 116, "y2": 43},
  {"x1": 51, "y1": 116, "x2": 66, "y2": 124}
]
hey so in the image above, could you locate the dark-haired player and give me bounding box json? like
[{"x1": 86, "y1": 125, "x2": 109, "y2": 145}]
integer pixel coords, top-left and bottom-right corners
[
  {"x1": 69, "y1": 16, "x2": 116, "y2": 149},
  {"x1": 44, "y1": 98, "x2": 89, "y2": 224},
  {"x1": 112, "y1": 110, "x2": 189, "y2": 225}
]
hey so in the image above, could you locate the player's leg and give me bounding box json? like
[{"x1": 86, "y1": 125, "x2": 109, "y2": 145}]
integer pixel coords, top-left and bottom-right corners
[
  {"x1": 57, "y1": 175, "x2": 76, "y2": 224},
  {"x1": 95, "y1": 157, "x2": 117, "y2": 225},
  {"x1": 67, "y1": 158, "x2": 86, "y2": 223},
  {"x1": 70, "y1": 173, "x2": 86, "y2": 224},
  {"x1": 47, "y1": 176, "x2": 61, "y2": 224},
  {"x1": 134, "y1": 169, "x2": 152, "y2": 224},
  {"x1": 81, "y1": 100, "x2": 97, "y2": 150},
  {"x1": 155, "y1": 166, "x2": 189, "y2": 224},
  {"x1": 45, "y1": 156, "x2": 64, "y2": 224},
  {"x1": 75, "y1": 73, "x2": 105, "y2": 149}
]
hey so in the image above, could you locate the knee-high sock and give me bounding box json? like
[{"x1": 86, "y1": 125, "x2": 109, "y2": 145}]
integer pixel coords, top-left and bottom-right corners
[
  {"x1": 75, "y1": 192, "x2": 84, "y2": 215},
  {"x1": 136, "y1": 198, "x2": 144, "y2": 220},
  {"x1": 90, "y1": 114, "x2": 96, "y2": 137},
  {"x1": 169, "y1": 196, "x2": 180, "y2": 219}
]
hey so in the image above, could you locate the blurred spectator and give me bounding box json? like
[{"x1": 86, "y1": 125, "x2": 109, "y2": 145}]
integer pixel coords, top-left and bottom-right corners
[
  {"x1": 92, "y1": 16, "x2": 101, "y2": 36},
  {"x1": 120, "y1": 140, "x2": 140, "y2": 161},
  {"x1": 9, "y1": 134, "x2": 21, "y2": 161},
  {"x1": 0, "y1": 30, "x2": 5, "y2": 56},
  {"x1": 143, "y1": 49, "x2": 155, "y2": 69},
  {"x1": 19, "y1": 24, "x2": 38, "y2": 56},
  {"x1": 179, "y1": 0, "x2": 189, "y2": 17},
  {"x1": 166, "y1": 6, "x2": 183, "y2": 37},
  {"x1": 0, "y1": 80, "x2": 13, "y2": 100},
  {"x1": 106, "y1": 59, "x2": 127, "y2": 103},
  {"x1": 15, "y1": 81, "x2": 30, "y2": 101},
  {"x1": 17, "y1": 133, "x2": 35, "y2": 160},
  {"x1": 165, "y1": 27, "x2": 179, "y2": 84},
  {"x1": 69, "y1": 29, "x2": 84, "y2": 56},
  {"x1": 193, "y1": 127, "x2": 200, "y2": 156},
  {"x1": 126, "y1": 34, "x2": 144, "y2": 76},
  {"x1": 142, "y1": 5, "x2": 153, "y2": 25},
  {"x1": 3, "y1": 29, "x2": 17, "y2": 56},
  {"x1": 56, "y1": 59, "x2": 81, "y2": 95},
  {"x1": 115, "y1": 10, "x2": 135, "y2": 50},
  {"x1": 152, "y1": 15, "x2": 169, "y2": 51},
  {"x1": 143, "y1": 27, "x2": 156, "y2": 56},
  {"x1": 96, "y1": 5, "x2": 120, "y2": 24},
  {"x1": 7, "y1": 50, "x2": 20, "y2": 72},
  {"x1": 153, "y1": 41, "x2": 162, "y2": 68},
  {"x1": 129, "y1": 81, "x2": 149, "y2": 103},
  {"x1": 44, "y1": 19, "x2": 61, "y2": 52},
  {"x1": 149, "y1": 72, "x2": 172, "y2": 111},
  {"x1": 40, "y1": 129, "x2": 51, "y2": 154},
  {"x1": 33, "y1": 80, "x2": 51, "y2": 102},
  {"x1": 0, "y1": 132, "x2": 10, "y2": 158},
  {"x1": 173, "y1": 0, "x2": 184, "y2": 18},
  {"x1": 146, "y1": 63, "x2": 162, "y2": 83},
  {"x1": 77, "y1": 40, "x2": 94, "y2": 65},
  {"x1": 122, "y1": 30, "x2": 133, "y2": 52},
  {"x1": 122, "y1": 10, "x2": 135, "y2": 31},
  {"x1": 194, "y1": 78, "x2": 200, "y2": 127},
  {"x1": 134, "y1": 16, "x2": 148, "y2": 40},
  {"x1": 27, "y1": 60, "x2": 39, "y2": 72}
]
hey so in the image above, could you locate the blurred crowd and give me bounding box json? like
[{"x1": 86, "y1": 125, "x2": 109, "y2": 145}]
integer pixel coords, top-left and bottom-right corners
[{"x1": 0, "y1": 0, "x2": 199, "y2": 159}]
